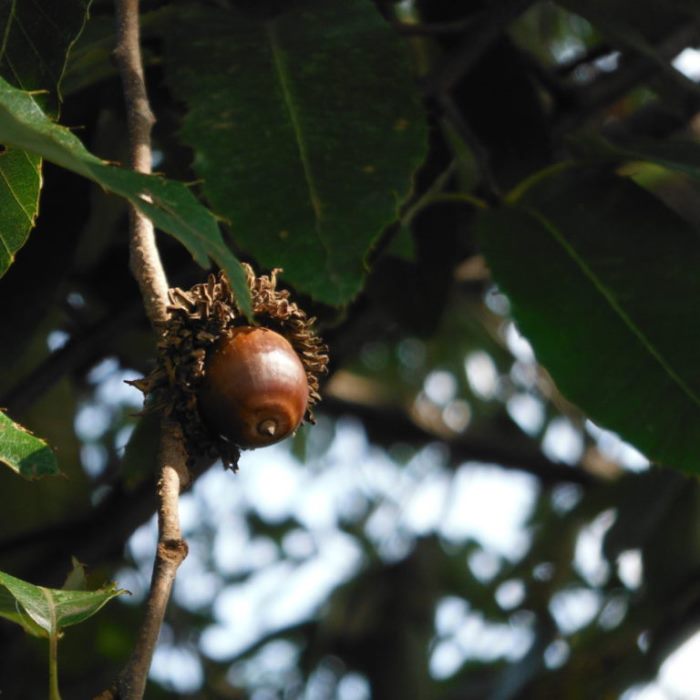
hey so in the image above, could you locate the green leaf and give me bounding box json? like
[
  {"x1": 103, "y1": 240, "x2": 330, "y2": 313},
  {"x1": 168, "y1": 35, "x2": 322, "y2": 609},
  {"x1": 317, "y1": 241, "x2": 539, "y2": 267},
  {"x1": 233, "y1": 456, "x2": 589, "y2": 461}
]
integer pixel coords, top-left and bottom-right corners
[
  {"x1": 0, "y1": 76, "x2": 253, "y2": 317},
  {"x1": 0, "y1": 568, "x2": 127, "y2": 638},
  {"x1": 477, "y1": 167, "x2": 700, "y2": 473},
  {"x1": 163, "y1": 0, "x2": 427, "y2": 306},
  {"x1": 571, "y1": 133, "x2": 700, "y2": 184},
  {"x1": 0, "y1": 146, "x2": 41, "y2": 273},
  {"x1": 0, "y1": 410, "x2": 60, "y2": 479},
  {"x1": 0, "y1": 0, "x2": 91, "y2": 276}
]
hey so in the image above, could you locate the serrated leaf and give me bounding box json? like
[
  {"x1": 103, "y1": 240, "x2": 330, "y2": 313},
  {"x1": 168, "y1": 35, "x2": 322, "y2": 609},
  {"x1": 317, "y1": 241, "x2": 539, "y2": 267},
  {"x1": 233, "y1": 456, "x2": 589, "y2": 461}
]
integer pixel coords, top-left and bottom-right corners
[
  {"x1": 163, "y1": 0, "x2": 427, "y2": 306},
  {"x1": 0, "y1": 569, "x2": 127, "y2": 638},
  {"x1": 0, "y1": 410, "x2": 60, "y2": 478},
  {"x1": 0, "y1": 76, "x2": 253, "y2": 317},
  {"x1": 0, "y1": 0, "x2": 91, "y2": 276},
  {"x1": 0, "y1": 146, "x2": 41, "y2": 272},
  {"x1": 477, "y1": 167, "x2": 700, "y2": 473}
]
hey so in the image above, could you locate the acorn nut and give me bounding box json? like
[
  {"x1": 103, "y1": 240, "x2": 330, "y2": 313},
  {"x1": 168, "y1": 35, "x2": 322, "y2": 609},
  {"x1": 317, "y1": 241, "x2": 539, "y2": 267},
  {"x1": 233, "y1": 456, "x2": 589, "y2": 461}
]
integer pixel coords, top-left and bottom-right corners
[{"x1": 197, "y1": 326, "x2": 309, "y2": 449}]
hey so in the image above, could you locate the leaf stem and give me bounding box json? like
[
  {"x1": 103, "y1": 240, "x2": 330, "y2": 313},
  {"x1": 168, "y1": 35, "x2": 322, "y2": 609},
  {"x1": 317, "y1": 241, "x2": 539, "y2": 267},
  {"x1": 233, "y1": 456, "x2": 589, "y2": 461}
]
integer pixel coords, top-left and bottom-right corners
[
  {"x1": 48, "y1": 631, "x2": 61, "y2": 700},
  {"x1": 402, "y1": 191, "x2": 488, "y2": 227}
]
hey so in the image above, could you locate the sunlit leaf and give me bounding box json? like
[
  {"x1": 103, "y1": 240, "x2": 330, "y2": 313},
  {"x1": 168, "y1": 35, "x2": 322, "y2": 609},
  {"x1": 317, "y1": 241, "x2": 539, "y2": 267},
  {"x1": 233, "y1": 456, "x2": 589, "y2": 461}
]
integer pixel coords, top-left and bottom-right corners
[
  {"x1": 0, "y1": 410, "x2": 60, "y2": 478},
  {"x1": 0, "y1": 569, "x2": 127, "y2": 638},
  {"x1": 163, "y1": 0, "x2": 427, "y2": 306},
  {"x1": 0, "y1": 76, "x2": 253, "y2": 317},
  {"x1": 0, "y1": 146, "x2": 41, "y2": 273}
]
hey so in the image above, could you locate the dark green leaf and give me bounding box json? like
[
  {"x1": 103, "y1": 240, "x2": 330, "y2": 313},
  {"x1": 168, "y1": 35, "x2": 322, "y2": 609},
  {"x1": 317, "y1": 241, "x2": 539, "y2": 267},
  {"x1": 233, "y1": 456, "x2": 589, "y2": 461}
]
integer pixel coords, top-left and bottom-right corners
[
  {"x1": 478, "y1": 167, "x2": 700, "y2": 472},
  {"x1": 163, "y1": 0, "x2": 427, "y2": 306},
  {"x1": 384, "y1": 224, "x2": 416, "y2": 262},
  {"x1": 0, "y1": 410, "x2": 60, "y2": 478},
  {"x1": 0, "y1": 0, "x2": 91, "y2": 112},
  {"x1": 0, "y1": 76, "x2": 253, "y2": 317},
  {"x1": 0, "y1": 569, "x2": 127, "y2": 638}
]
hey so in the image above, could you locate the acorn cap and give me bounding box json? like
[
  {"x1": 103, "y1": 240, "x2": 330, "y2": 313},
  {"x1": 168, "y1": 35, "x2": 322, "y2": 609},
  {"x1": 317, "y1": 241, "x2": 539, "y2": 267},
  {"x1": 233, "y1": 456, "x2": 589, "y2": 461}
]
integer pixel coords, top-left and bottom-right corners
[{"x1": 131, "y1": 265, "x2": 328, "y2": 470}]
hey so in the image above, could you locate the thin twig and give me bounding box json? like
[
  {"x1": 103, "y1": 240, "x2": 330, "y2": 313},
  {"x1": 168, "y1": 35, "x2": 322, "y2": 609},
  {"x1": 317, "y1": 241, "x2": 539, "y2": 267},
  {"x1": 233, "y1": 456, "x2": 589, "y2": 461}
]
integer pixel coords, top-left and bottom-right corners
[
  {"x1": 114, "y1": 0, "x2": 168, "y2": 325},
  {"x1": 114, "y1": 424, "x2": 190, "y2": 700},
  {"x1": 104, "y1": 1, "x2": 190, "y2": 698},
  {"x1": 438, "y1": 94, "x2": 502, "y2": 199}
]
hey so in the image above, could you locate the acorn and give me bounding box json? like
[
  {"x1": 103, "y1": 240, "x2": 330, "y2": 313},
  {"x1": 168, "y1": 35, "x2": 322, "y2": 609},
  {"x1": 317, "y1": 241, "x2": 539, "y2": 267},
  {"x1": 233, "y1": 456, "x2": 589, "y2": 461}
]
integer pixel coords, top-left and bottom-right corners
[
  {"x1": 131, "y1": 265, "x2": 328, "y2": 470},
  {"x1": 197, "y1": 326, "x2": 309, "y2": 448}
]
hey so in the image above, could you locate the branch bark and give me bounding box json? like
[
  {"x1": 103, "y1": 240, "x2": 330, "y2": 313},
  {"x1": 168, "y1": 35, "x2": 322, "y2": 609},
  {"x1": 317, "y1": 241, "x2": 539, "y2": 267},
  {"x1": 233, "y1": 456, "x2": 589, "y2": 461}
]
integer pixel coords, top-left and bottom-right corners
[{"x1": 100, "y1": 1, "x2": 190, "y2": 698}]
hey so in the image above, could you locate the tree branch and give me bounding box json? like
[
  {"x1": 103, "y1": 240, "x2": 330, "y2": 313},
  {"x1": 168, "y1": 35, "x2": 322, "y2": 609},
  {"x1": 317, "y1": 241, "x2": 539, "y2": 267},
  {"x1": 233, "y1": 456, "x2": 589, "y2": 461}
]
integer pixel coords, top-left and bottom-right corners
[
  {"x1": 0, "y1": 304, "x2": 144, "y2": 417},
  {"x1": 103, "y1": 1, "x2": 190, "y2": 698},
  {"x1": 321, "y1": 395, "x2": 599, "y2": 486},
  {"x1": 113, "y1": 425, "x2": 189, "y2": 700},
  {"x1": 113, "y1": 1, "x2": 168, "y2": 325}
]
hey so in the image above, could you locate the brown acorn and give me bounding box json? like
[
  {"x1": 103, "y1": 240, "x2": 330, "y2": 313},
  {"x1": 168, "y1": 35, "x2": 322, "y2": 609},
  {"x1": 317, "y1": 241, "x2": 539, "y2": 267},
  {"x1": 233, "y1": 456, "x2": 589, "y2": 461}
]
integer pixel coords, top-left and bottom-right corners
[
  {"x1": 197, "y1": 326, "x2": 309, "y2": 448},
  {"x1": 131, "y1": 265, "x2": 328, "y2": 470}
]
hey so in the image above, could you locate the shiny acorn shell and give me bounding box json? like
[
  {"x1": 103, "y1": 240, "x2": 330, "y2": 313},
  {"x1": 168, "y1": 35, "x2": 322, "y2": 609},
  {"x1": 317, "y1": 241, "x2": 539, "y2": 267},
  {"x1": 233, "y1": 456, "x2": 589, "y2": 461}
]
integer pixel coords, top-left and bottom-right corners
[{"x1": 197, "y1": 326, "x2": 309, "y2": 448}]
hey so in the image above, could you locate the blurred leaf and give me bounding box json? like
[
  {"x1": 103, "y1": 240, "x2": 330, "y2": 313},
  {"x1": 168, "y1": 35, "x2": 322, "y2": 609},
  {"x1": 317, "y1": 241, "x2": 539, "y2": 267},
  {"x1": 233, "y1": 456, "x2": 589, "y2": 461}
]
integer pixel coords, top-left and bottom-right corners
[
  {"x1": 62, "y1": 9, "x2": 175, "y2": 96},
  {"x1": 121, "y1": 412, "x2": 160, "y2": 488},
  {"x1": 62, "y1": 558, "x2": 88, "y2": 592},
  {"x1": 478, "y1": 167, "x2": 700, "y2": 473},
  {"x1": 0, "y1": 568, "x2": 127, "y2": 638},
  {"x1": 572, "y1": 133, "x2": 700, "y2": 183},
  {"x1": 0, "y1": 0, "x2": 91, "y2": 113},
  {"x1": 0, "y1": 76, "x2": 253, "y2": 317},
  {"x1": 384, "y1": 224, "x2": 417, "y2": 262},
  {"x1": 0, "y1": 0, "x2": 90, "y2": 276},
  {"x1": 0, "y1": 410, "x2": 60, "y2": 479},
  {"x1": 558, "y1": 0, "x2": 697, "y2": 49},
  {"x1": 163, "y1": 0, "x2": 427, "y2": 306}
]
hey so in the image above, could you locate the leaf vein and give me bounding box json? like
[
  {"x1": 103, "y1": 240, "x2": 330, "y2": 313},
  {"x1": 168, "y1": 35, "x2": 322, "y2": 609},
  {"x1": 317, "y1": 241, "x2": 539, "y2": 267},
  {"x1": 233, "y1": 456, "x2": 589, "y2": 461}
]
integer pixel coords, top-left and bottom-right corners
[
  {"x1": 528, "y1": 207, "x2": 700, "y2": 410},
  {"x1": 0, "y1": 160, "x2": 35, "y2": 223},
  {"x1": 266, "y1": 22, "x2": 324, "y2": 228}
]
